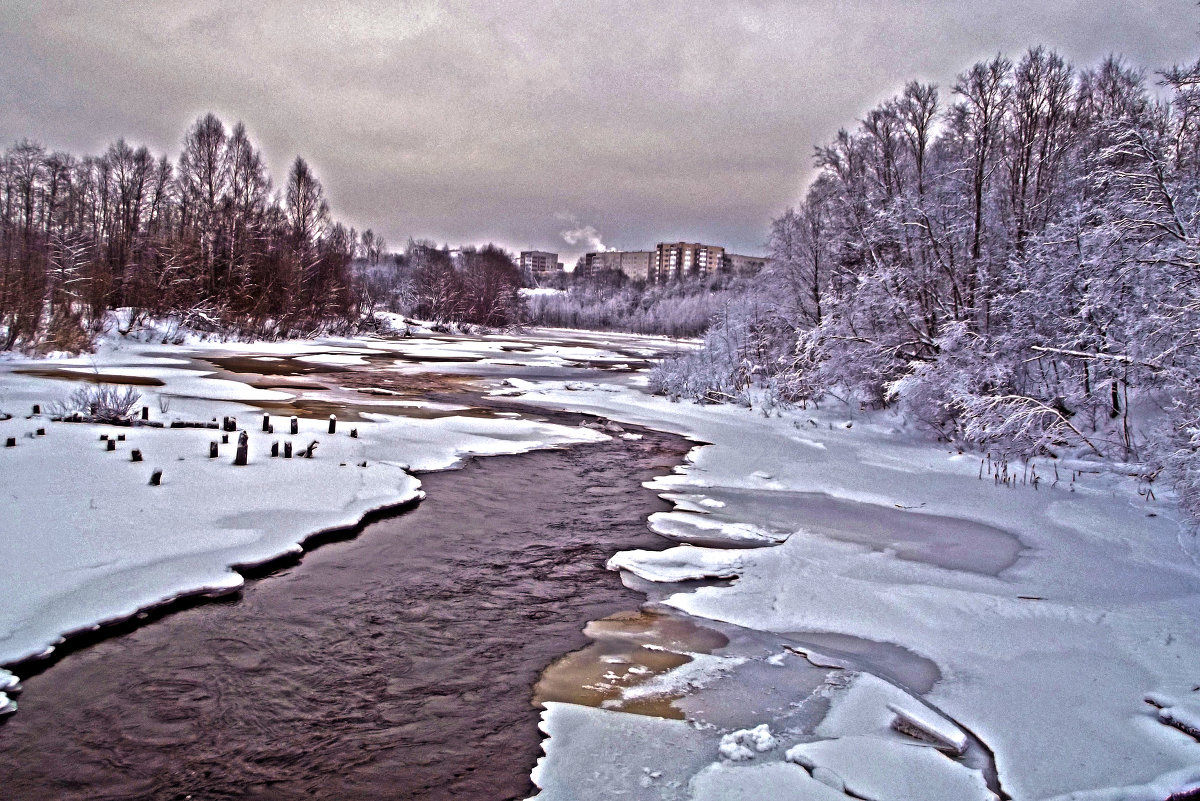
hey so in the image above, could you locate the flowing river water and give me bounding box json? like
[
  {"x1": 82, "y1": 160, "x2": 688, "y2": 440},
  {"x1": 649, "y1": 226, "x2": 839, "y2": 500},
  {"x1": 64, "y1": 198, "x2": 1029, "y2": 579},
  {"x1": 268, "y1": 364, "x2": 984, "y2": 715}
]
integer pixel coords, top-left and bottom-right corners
[
  {"x1": 0, "y1": 337, "x2": 1017, "y2": 799},
  {"x1": 0, "y1": 411, "x2": 692, "y2": 799}
]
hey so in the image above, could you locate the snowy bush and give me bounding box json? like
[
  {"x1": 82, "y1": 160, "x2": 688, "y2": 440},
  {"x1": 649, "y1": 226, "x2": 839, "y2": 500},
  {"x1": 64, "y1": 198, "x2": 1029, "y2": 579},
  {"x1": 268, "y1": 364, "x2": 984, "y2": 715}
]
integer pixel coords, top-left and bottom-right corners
[{"x1": 51, "y1": 384, "x2": 142, "y2": 422}]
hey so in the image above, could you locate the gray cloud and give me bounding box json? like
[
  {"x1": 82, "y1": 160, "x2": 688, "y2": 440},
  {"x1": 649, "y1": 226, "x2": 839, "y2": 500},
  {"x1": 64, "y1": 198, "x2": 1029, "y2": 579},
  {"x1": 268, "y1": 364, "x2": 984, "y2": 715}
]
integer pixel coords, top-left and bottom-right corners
[{"x1": 1, "y1": 0, "x2": 1196, "y2": 263}]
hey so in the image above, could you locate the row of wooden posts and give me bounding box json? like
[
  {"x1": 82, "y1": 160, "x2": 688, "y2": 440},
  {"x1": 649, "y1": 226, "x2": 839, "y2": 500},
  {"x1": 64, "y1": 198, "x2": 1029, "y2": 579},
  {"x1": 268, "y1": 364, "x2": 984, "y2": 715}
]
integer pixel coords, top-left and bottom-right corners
[{"x1": 8, "y1": 406, "x2": 359, "y2": 485}]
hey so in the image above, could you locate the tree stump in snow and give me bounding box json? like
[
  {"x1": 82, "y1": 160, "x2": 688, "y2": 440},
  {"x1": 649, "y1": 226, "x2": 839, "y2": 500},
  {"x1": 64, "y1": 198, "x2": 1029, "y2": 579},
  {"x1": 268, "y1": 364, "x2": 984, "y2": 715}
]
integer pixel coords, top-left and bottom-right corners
[
  {"x1": 304, "y1": 440, "x2": 319, "y2": 458},
  {"x1": 328, "y1": 415, "x2": 337, "y2": 434},
  {"x1": 221, "y1": 433, "x2": 229, "y2": 444},
  {"x1": 4, "y1": 438, "x2": 15, "y2": 448},
  {"x1": 271, "y1": 441, "x2": 280, "y2": 457},
  {"x1": 283, "y1": 441, "x2": 293, "y2": 458},
  {"x1": 262, "y1": 413, "x2": 271, "y2": 432},
  {"x1": 141, "y1": 406, "x2": 148, "y2": 420},
  {"x1": 36, "y1": 428, "x2": 44, "y2": 436},
  {"x1": 350, "y1": 428, "x2": 358, "y2": 438},
  {"x1": 209, "y1": 441, "x2": 219, "y2": 458},
  {"x1": 149, "y1": 469, "x2": 162, "y2": 486},
  {"x1": 32, "y1": 404, "x2": 40, "y2": 415},
  {"x1": 117, "y1": 434, "x2": 125, "y2": 441},
  {"x1": 290, "y1": 416, "x2": 298, "y2": 435},
  {"x1": 131, "y1": 449, "x2": 143, "y2": 462},
  {"x1": 100, "y1": 434, "x2": 108, "y2": 441},
  {"x1": 234, "y1": 431, "x2": 249, "y2": 466},
  {"x1": 106, "y1": 440, "x2": 116, "y2": 452}
]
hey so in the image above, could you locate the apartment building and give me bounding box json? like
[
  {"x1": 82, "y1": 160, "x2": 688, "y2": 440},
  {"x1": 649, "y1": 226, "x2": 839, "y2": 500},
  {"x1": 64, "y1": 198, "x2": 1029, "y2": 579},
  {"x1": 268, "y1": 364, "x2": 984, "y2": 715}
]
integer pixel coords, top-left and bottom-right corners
[
  {"x1": 722, "y1": 253, "x2": 769, "y2": 275},
  {"x1": 519, "y1": 251, "x2": 564, "y2": 283},
  {"x1": 578, "y1": 250, "x2": 654, "y2": 281},
  {"x1": 651, "y1": 242, "x2": 725, "y2": 283}
]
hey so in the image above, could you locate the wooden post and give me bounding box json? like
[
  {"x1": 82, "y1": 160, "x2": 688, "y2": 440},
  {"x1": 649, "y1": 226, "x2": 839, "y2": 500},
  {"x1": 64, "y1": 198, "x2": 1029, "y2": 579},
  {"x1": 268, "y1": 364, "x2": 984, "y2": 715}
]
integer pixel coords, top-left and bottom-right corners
[
  {"x1": 290, "y1": 416, "x2": 298, "y2": 435},
  {"x1": 4, "y1": 437, "x2": 15, "y2": 448},
  {"x1": 141, "y1": 406, "x2": 149, "y2": 420},
  {"x1": 271, "y1": 441, "x2": 280, "y2": 457},
  {"x1": 32, "y1": 404, "x2": 40, "y2": 415},
  {"x1": 221, "y1": 433, "x2": 229, "y2": 444},
  {"x1": 283, "y1": 442, "x2": 293, "y2": 458},
  {"x1": 149, "y1": 469, "x2": 162, "y2": 486},
  {"x1": 209, "y1": 441, "x2": 219, "y2": 458},
  {"x1": 107, "y1": 440, "x2": 116, "y2": 452},
  {"x1": 262, "y1": 413, "x2": 271, "y2": 432},
  {"x1": 350, "y1": 428, "x2": 358, "y2": 438},
  {"x1": 328, "y1": 415, "x2": 337, "y2": 434},
  {"x1": 234, "y1": 431, "x2": 249, "y2": 466},
  {"x1": 131, "y1": 449, "x2": 143, "y2": 462}
]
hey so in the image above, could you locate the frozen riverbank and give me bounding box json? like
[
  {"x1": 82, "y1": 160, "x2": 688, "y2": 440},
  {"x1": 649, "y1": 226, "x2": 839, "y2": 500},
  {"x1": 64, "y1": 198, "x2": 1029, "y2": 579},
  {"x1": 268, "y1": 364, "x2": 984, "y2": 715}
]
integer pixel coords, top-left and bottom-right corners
[
  {"x1": 0, "y1": 327, "x2": 690, "y2": 713},
  {"x1": 0, "y1": 417, "x2": 691, "y2": 799},
  {"x1": 501, "y1": 380, "x2": 1200, "y2": 800}
]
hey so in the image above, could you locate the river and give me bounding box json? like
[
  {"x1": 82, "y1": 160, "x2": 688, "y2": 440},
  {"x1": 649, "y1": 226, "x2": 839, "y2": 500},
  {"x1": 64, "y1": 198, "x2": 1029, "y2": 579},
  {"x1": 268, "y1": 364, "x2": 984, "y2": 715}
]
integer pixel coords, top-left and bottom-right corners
[{"x1": 0, "y1": 415, "x2": 691, "y2": 799}]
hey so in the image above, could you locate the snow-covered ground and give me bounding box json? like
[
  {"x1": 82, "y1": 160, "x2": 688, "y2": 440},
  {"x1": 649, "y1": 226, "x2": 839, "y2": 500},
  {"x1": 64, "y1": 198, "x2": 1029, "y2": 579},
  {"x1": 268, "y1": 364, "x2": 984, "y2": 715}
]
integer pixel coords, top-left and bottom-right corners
[
  {"x1": 4, "y1": 324, "x2": 1200, "y2": 800},
  {"x1": 0, "y1": 326, "x2": 693, "y2": 719},
  {"x1": 500, "y1": 380, "x2": 1200, "y2": 800}
]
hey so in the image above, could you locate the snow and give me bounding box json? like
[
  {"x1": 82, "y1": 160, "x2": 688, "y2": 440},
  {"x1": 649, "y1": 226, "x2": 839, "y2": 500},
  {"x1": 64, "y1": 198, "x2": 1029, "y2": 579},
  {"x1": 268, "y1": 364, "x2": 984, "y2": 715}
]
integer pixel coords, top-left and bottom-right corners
[
  {"x1": 606, "y1": 546, "x2": 743, "y2": 583},
  {"x1": 503, "y1": 379, "x2": 1200, "y2": 800},
  {"x1": 717, "y1": 724, "x2": 777, "y2": 761},
  {"x1": 0, "y1": 333, "x2": 614, "y2": 671},
  {"x1": 785, "y1": 736, "x2": 996, "y2": 801},
  {"x1": 8, "y1": 325, "x2": 1200, "y2": 800},
  {"x1": 687, "y1": 761, "x2": 848, "y2": 800}
]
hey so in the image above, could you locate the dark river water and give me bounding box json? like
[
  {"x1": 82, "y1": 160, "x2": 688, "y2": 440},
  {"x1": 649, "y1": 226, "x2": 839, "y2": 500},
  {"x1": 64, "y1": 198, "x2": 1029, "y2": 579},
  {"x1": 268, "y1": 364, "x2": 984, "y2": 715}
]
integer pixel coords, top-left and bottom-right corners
[{"x1": 0, "y1": 424, "x2": 690, "y2": 800}]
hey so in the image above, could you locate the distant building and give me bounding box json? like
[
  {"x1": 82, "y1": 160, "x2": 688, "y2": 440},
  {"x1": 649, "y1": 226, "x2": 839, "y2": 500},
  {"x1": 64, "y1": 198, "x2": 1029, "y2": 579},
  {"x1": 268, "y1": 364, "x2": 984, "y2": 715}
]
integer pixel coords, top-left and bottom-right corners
[
  {"x1": 722, "y1": 253, "x2": 769, "y2": 275},
  {"x1": 520, "y1": 251, "x2": 564, "y2": 284},
  {"x1": 578, "y1": 250, "x2": 654, "y2": 281},
  {"x1": 651, "y1": 242, "x2": 725, "y2": 283}
]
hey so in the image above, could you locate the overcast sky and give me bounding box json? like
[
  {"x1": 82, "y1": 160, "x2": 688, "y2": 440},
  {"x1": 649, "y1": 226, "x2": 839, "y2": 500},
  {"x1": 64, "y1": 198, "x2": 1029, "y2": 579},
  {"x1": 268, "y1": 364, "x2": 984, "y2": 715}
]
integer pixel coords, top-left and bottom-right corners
[{"x1": 1, "y1": 1, "x2": 1197, "y2": 263}]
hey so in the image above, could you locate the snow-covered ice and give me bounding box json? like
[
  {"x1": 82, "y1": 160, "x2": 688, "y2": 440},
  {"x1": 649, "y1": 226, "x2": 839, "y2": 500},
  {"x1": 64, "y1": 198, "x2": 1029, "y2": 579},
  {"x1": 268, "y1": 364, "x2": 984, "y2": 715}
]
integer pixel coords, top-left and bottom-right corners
[{"x1": 504, "y1": 379, "x2": 1200, "y2": 800}]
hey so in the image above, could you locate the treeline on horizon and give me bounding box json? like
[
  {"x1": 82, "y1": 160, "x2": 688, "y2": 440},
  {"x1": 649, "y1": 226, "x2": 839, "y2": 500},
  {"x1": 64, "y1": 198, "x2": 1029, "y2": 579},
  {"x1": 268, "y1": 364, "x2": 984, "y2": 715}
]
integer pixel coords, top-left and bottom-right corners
[
  {"x1": 653, "y1": 49, "x2": 1200, "y2": 513},
  {"x1": 0, "y1": 113, "x2": 381, "y2": 349},
  {"x1": 522, "y1": 271, "x2": 757, "y2": 339}
]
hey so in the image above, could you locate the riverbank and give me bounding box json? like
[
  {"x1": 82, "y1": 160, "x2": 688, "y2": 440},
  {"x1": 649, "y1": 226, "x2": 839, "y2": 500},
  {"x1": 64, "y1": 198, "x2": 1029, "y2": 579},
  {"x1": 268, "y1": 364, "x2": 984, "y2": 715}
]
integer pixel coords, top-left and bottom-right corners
[
  {"x1": 506, "y1": 380, "x2": 1200, "y2": 800},
  {"x1": 0, "y1": 424, "x2": 692, "y2": 799}
]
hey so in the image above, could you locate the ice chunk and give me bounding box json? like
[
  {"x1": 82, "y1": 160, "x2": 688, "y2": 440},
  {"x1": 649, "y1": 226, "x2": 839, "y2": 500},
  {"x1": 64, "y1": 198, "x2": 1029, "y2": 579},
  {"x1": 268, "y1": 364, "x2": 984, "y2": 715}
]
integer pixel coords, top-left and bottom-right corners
[
  {"x1": 786, "y1": 735, "x2": 996, "y2": 801},
  {"x1": 687, "y1": 761, "x2": 848, "y2": 801},
  {"x1": 888, "y1": 702, "x2": 969, "y2": 755},
  {"x1": 606, "y1": 545, "x2": 742, "y2": 583}
]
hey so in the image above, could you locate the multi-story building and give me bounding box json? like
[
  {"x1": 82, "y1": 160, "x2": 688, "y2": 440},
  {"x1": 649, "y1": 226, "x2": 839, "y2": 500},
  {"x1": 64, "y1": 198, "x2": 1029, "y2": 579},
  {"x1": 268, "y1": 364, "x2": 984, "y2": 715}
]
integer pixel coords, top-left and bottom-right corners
[
  {"x1": 651, "y1": 242, "x2": 725, "y2": 283},
  {"x1": 574, "y1": 243, "x2": 769, "y2": 283},
  {"x1": 722, "y1": 253, "x2": 769, "y2": 275},
  {"x1": 578, "y1": 250, "x2": 654, "y2": 281},
  {"x1": 519, "y1": 251, "x2": 564, "y2": 284}
]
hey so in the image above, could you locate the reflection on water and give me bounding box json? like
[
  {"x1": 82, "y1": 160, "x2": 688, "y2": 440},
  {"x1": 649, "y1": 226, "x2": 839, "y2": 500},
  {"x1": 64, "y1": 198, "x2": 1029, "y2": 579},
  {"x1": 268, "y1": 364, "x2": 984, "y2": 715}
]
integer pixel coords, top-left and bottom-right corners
[{"x1": 534, "y1": 610, "x2": 728, "y2": 719}]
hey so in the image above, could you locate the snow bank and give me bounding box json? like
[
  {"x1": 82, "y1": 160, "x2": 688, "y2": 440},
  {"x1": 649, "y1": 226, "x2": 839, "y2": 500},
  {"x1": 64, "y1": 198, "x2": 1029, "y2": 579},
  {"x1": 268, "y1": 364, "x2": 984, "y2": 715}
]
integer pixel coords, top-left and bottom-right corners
[
  {"x1": 502, "y1": 380, "x2": 1200, "y2": 799},
  {"x1": 0, "y1": 335, "x2": 611, "y2": 672}
]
